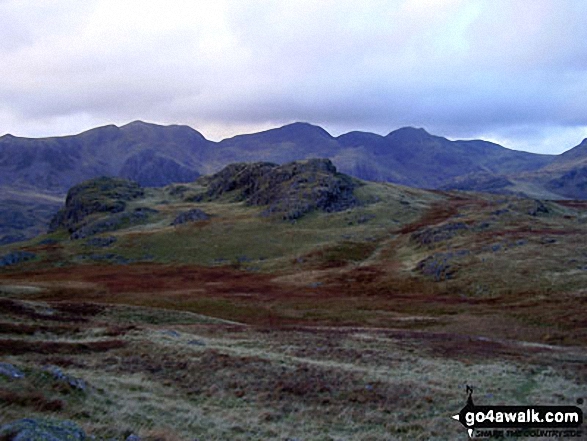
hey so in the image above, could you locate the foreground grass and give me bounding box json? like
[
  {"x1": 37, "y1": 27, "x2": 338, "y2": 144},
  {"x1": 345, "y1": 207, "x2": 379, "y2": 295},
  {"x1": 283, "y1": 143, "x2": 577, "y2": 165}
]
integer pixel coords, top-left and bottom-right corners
[{"x1": 0, "y1": 299, "x2": 584, "y2": 440}]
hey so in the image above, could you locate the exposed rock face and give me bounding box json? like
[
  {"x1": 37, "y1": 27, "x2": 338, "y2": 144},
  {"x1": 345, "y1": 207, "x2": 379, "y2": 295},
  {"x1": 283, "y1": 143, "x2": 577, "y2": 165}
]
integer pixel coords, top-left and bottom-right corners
[
  {"x1": 119, "y1": 149, "x2": 200, "y2": 187},
  {"x1": 198, "y1": 159, "x2": 359, "y2": 220},
  {"x1": 48, "y1": 177, "x2": 145, "y2": 236}
]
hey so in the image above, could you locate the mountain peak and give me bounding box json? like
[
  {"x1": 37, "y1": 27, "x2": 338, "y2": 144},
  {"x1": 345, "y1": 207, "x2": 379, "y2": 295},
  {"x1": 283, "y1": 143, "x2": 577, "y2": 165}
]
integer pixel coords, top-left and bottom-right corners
[
  {"x1": 276, "y1": 122, "x2": 333, "y2": 138},
  {"x1": 385, "y1": 127, "x2": 440, "y2": 146},
  {"x1": 122, "y1": 120, "x2": 151, "y2": 128},
  {"x1": 120, "y1": 120, "x2": 160, "y2": 132},
  {"x1": 386, "y1": 126, "x2": 431, "y2": 138}
]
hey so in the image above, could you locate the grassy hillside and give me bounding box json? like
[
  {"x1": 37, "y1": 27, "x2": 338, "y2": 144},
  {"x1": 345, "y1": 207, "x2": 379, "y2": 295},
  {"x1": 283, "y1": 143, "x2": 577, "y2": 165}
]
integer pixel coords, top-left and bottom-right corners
[
  {"x1": 2, "y1": 160, "x2": 587, "y2": 337},
  {"x1": 0, "y1": 160, "x2": 585, "y2": 439}
]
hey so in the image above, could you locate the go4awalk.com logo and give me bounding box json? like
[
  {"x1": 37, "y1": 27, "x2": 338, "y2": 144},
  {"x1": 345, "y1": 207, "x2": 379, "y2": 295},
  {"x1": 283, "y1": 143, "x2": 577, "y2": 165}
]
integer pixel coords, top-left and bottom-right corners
[{"x1": 451, "y1": 386, "x2": 584, "y2": 438}]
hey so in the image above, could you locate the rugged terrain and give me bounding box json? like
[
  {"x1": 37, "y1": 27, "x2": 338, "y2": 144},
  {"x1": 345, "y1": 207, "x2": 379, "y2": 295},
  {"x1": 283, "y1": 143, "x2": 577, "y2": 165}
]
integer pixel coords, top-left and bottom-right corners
[
  {"x1": 5, "y1": 120, "x2": 587, "y2": 245},
  {"x1": 0, "y1": 160, "x2": 585, "y2": 439}
]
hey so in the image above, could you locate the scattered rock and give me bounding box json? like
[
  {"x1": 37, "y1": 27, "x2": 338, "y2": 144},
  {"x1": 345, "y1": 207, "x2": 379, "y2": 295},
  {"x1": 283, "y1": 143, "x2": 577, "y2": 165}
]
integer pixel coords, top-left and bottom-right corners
[
  {"x1": 171, "y1": 208, "x2": 210, "y2": 226},
  {"x1": 357, "y1": 214, "x2": 375, "y2": 224},
  {"x1": 125, "y1": 435, "x2": 141, "y2": 441},
  {"x1": 0, "y1": 251, "x2": 36, "y2": 267},
  {"x1": 84, "y1": 236, "x2": 117, "y2": 248},
  {"x1": 0, "y1": 362, "x2": 25, "y2": 379},
  {"x1": 475, "y1": 221, "x2": 491, "y2": 230},
  {"x1": 417, "y1": 253, "x2": 454, "y2": 281},
  {"x1": 411, "y1": 222, "x2": 468, "y2": 247},
  {"x1": 188, "y1": 340, "x2": 206, "y2": 346},
  {"x1": 528, "y1": 200, "x2": 550, "y2": 216},
  {"x1": 0, "y1": 418, "x2": 86, "y2": 441},
  {"x1": 417, "y1": 250, "x2": 469, "y2": 281},
  {"x1": 168, "y1": 185, "x2": 190, "y2": 197},
  {"x1": 44, "y1": 365, "x2": 87, "y2": 391},
  {"x1": 347, "y1": 214, "x2": 375, "y2": 225}
]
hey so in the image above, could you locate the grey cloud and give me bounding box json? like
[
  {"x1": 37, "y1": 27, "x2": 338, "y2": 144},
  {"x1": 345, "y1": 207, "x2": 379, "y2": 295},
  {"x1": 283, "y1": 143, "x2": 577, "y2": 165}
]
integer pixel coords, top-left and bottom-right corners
[{"x1": 0, "y1": 0, "x2": 586, "y2": 153}]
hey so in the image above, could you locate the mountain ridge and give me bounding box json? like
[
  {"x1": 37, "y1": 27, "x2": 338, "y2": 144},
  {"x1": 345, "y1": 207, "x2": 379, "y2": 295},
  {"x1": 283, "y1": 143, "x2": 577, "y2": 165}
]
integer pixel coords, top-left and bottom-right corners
[{"x1": 2, "y1": 119, "x2": 587, "y2": 244}]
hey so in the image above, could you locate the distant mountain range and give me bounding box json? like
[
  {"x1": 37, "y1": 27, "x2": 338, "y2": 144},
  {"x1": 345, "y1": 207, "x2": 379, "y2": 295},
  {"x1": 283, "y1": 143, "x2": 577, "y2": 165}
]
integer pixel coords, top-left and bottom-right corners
[{"x1": 1, "y1": 120, "x2": 586, "y2": 244}]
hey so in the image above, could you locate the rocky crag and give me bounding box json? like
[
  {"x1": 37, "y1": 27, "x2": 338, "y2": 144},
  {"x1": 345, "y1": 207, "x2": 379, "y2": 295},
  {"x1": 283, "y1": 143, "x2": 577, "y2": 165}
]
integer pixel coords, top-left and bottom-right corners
[{"x1": 196, "y1": 158, "x2": 359, "y2": 219}]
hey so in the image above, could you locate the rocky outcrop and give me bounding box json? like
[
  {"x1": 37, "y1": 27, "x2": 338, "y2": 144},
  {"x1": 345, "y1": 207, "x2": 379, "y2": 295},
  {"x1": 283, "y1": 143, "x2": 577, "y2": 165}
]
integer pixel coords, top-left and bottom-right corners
[
  {"x1": 48, "y1": 177, "x2": 147, "y2": 237},
  {"x1": 0, "y1": 362, "x2": 25, "y2": 379},
  {"x1": 0, "y1": 418, "x2": 86, "y2": 441},
  {"x1": 43, "y1": 365, "x2": 87, "y2": 391},
  {"x1": 416, "y1": 250, "x2": 469, "y2": 282},
  {"x1": 198, "y1": 159, "x2": 359, "y2": 220}
]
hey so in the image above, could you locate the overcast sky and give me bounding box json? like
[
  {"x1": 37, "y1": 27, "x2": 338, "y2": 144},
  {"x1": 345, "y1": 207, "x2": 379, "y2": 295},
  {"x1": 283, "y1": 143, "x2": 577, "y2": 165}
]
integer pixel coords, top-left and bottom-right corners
[{"x1": 1, "y1": 0, "x2": 586, "y2": 154}]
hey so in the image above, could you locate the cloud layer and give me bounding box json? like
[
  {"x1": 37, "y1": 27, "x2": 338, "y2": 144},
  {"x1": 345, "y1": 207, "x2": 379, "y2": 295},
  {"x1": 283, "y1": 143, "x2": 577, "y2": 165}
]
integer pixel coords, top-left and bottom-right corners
[{"x1": 1, "y1": 0, "x2": 586, "y2": 153}]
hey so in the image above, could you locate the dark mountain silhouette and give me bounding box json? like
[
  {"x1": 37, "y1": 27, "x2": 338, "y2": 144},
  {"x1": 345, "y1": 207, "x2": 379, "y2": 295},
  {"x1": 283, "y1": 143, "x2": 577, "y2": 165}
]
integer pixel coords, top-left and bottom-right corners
[
  {"x1": 210, "y1": 122, "x2": 341, "y2": 171},
  {"x1": 525, "y1": 138, "x2": 587, "y2": 199},
  {"x1": 0, "y1": 121, "x2": 207, "y2": 191},
  {"x1": 336, "y1": 127, "x2": 553, "y2": 187},
  {"x1": 3, "y1": 120, "x2": 587, "y2": 244}
]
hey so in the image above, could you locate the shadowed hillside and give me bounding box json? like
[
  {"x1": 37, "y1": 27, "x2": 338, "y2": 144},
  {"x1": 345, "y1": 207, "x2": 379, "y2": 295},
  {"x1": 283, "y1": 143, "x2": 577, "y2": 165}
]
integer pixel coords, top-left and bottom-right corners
[{"x1": 7, "y1": 120, "x2": 587, "y2": 246}]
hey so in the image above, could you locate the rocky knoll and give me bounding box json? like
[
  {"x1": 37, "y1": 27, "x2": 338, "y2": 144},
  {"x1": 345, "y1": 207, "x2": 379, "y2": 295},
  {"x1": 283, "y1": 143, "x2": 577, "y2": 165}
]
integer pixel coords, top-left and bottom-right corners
[
  {"x1": 197, "y1": 158, "x2": 359, "y2": 219},
  {"x1": 48, "y1": 177, "x2": 147, "y2": 238}
]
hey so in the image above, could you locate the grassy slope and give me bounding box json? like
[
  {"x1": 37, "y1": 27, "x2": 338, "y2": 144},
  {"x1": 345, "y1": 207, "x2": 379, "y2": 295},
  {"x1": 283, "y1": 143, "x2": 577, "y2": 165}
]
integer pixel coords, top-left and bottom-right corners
[
  {"x1": 0, "y1": 296, "x2": 584, "y2": 440},
  {"x1": 0, "y1": 179, "x2": 586, "y2": 439}
]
